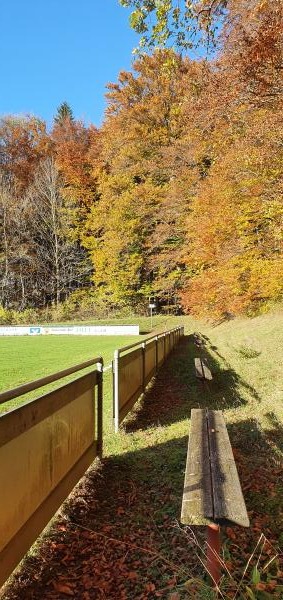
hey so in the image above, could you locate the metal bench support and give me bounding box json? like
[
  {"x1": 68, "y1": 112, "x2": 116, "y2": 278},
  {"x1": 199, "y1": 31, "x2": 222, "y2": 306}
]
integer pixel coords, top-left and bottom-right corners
[{"x1": 181, "y1": 408, "x2": 249, "y2": 585}]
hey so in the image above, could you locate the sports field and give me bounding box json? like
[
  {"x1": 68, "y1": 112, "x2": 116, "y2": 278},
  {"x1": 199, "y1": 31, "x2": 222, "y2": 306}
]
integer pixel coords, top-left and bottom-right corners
[
  {"x1": 0, "y1": 333, "x2": 141, "y2": 420},
  {"x1": 0, "y1": 316, "x2": 179, "y2": 407}
]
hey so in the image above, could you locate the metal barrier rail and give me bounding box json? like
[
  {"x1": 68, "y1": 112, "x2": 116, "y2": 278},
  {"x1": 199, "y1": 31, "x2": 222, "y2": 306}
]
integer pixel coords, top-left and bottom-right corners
[
  {"x1": 0, "y1": 357, "x2": 103, "y2": 588},
  {"x1": 113, "y1": 326, "x2": 184, "y2": 432}
]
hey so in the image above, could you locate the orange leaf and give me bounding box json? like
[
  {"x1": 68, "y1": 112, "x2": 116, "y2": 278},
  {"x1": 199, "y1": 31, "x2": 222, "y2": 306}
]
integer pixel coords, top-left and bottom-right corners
[
  {"x1": 256, "y1": 583, "x2": 267, "y2": 591},
  {"x1": 127, "y1": 571, "x2": 138, "y2": 580},
  {"x1": 145, "y1": 582, "x2": 156, "y2": 592},
  {"x1": 53, "y1": 583, "x2": 74, "y2": 596}
]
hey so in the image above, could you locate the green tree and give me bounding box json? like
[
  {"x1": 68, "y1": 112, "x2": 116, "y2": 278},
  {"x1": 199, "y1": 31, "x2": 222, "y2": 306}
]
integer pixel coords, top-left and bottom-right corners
[
  {"x1": 54, "y1": 102, "x2": 74, "y2": 125},
  {"x1": 119, "y1": 0, "x2": 227, "y2": 51}
]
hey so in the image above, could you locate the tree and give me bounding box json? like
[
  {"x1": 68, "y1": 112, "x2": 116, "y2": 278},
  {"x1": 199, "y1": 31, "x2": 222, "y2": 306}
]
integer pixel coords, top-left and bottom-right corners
[
  {"x1": 54, "y1": 102, "x2": 74, "y2": 125},
  {"x1": 52, "y1": 119, "x2": 100, "y2": 221},
  {"x1": 0, "y1": 115, "x2": 51, "y2": 195},
  {"x1": 120, "y1": 0, "x2": 228, "y2": 51},
  {"x1": 26, "y1": 158, "x2": 91, "y2": 306},
  {"x1": 0, "y1": 175, "x2": 38, "y2": 309},
  {"x1": 120, "y1": 0, "x2": 283, "y2": 61},
  {"x1": 181, "y1": 101, "x2": 283, "y2": 318},
  {"x1": 83, "y1": 50, "x2": 195, "y2": 309}
]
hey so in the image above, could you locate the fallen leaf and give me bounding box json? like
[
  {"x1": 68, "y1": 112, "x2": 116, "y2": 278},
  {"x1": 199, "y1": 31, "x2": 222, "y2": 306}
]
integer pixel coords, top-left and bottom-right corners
[
  {"x1": 53, "y1": 582, "x2": 74, "y2": 596},
  {"x1": 127, "y1": 571, "x2": 138, "y2": 580}
]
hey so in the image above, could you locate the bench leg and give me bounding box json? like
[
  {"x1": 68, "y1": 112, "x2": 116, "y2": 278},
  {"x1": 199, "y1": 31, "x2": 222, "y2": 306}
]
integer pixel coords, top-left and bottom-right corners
[{"x1": 206, "y1": 523, "x2": 221, "y2": 586}]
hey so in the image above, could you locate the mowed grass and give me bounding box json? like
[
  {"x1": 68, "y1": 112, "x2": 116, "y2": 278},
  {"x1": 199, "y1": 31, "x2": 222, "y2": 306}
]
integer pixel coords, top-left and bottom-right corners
[
  {"x1": 0, "y1": 334, "x2": 141, "y2": 419},
  {"x1": 0, "y1": 315, "x2": 181, "y2": 420},
  {"x1": 0, "y1": 334, "x2": 135, "y2": 391}
]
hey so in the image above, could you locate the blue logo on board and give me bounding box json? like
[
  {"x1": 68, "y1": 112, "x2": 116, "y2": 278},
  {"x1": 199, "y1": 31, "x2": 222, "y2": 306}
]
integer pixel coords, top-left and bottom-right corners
[{"x1": 29, "y1": 327, "x2": 41, "y2": 335}]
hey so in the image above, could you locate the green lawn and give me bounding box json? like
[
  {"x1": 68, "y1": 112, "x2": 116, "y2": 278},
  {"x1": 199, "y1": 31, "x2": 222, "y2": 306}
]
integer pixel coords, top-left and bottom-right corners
[
  {"x1": 0, "y1": 315, "x2": 182, "y2": 420},
  {"x1": 0, "y1": 314, "x2": 178, "y2": 389},
  {"x1": 0, "y1": 334, "x2": 138, "y2": 417}
]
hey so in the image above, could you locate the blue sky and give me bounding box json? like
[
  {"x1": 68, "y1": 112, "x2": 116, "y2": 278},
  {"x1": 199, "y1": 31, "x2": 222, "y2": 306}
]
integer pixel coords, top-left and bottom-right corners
[{"x1": 0, "y1": 0, "x2": 139, "y2": 127}]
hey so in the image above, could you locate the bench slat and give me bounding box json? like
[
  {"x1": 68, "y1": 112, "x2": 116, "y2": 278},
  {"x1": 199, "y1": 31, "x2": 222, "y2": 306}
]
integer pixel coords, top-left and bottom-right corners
[
  {"x1": 207, "y1": 410, "x2": 250, "y2": 527},
  {"x1": 181, "y1": 409, "x2": 214, "y2": 526},
  {"x1": 194, "y1": 358, "x2": 213, "y2": 381}
]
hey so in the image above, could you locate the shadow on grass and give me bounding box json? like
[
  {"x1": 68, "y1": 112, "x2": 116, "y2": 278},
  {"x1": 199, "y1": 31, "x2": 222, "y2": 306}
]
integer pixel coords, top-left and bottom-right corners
[
  {"x1": 124, "y1": 334, "x2": 261, "y2": 433},
  {"x1": 228, "y1": 415, "x2": 283, "y2": 463},
  {"x1": 5, "y1": 416, "x2": 282, "y2": 600},
  {"x1": 226, "y1": 417, "x2": 283, "y2": 544},
  {"x1": 2, "y1": 436, "x2": 202, "y2": 600},
  {"x1": 265, "y1": 411, "x2": 283, "y2": 456}
]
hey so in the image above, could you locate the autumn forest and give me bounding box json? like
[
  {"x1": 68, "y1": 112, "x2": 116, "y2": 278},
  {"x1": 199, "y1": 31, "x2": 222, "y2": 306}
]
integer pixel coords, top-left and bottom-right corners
[{"x1": 1, "y1": 0, "x2": 282, "y2": 320}]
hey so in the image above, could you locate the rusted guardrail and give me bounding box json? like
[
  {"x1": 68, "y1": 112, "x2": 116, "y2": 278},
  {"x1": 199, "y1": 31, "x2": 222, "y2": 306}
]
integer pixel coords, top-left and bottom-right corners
[
  {"x1": 113, "y1": 326, "x2": 184, "y2": 432},
  {"x1": 0, "y1": 357, "x2": 103, "y2": 588}
]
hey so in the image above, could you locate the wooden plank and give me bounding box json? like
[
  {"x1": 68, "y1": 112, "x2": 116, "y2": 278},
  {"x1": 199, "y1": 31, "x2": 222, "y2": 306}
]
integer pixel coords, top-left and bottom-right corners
[
  {"x1": 0, "y1": 358, "x2": 102, "y2": 405},
  {"x1": 202, "y1": 360, "x2": 213, "y2": 381},
  {"x1": 0, "y1": 443, "x2": 97, "y2": 588},
  {"x1": 181, "y1": 409, "x2": 214, "y2": 525},
  {"x1": 118, "y1": 387, "x2": 143, "y2": 424},
  {"x1": 195, "y1": 357, "x2": 204, "y2": 379},
  {"x1": 119, "y1": 347, "x2": 143, "y2": 368},
  {"x1": 118, "y1": 348, "x2": 143, "y2": 412},
  {"x1": 0, "y1": 372, "x2": 97, "y2": 448},
  {"x1": 194, "y1": 358, "x2": 212, "y2": 381},
  {"x1": 0, "y1": 386, "x2": 95, "y2": 557},
  {"x1": 207, "y1": 410, "x2": 250, "y2": 527},
  {"x1": 144, "y1": 341, "x2": 157, "y2": 385},
  {"x1": 157, "y1": 337, "x2": 165, "y2": 366}
]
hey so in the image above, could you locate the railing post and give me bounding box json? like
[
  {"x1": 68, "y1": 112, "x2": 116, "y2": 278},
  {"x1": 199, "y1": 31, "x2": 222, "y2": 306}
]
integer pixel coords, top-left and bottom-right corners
[
  {"x1": 142, "y1": 342, "x2": 146, "y2": 392},
  {"x1": 155, "y1": 335, "x2": 158, "y2": 374},
  {"x1": 97, "y1": 359, "x2": 103, "y2": 458},
  {"x1": 113, "y1": 349, "x2": 120, "y2": 433}
]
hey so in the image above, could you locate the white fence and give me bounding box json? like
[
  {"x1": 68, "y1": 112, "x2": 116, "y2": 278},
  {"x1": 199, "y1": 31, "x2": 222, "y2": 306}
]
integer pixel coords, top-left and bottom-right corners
[{"x1": 0, "y1": 325, "x2": 139, "y2": 336}]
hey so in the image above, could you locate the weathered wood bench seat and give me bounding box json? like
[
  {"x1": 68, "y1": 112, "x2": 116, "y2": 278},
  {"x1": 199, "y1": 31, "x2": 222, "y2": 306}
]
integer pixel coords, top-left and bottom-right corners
[
  {"x1": 181, "y1": 409, "x2": 249, "y2": 528},
  {"x1": 194, "y1": 357, "x2": 213, "y2": 381}
]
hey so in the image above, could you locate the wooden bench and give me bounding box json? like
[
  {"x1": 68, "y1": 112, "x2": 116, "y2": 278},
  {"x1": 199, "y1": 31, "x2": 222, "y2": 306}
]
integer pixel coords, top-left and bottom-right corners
[
  {"x1": 194, "y1": 357, "x2": 213, "y2": 381},
  {"x1": 181, "y1": 409, "x2": 249, "y2": 583}
]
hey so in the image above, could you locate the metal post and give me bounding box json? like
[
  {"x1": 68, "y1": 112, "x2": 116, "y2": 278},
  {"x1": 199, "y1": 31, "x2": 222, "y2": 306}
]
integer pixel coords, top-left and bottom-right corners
[
  {"x1": 150, "y1": 306, "x2": 153, "y2": 330},
  {"x1": 97, "y1": 359, "x2": 103, "y2": 458},
  {"x1": 113, "y1": 350, "x2": 120, "y2": 433},
  {"x1": 206, "y1": 523, "x2": 221, "y2": 586},
  {"x1": 155, "y1": 336, "x2": 158, "y2": 374},
  {"x1": 142, "y1": 342, "x2": 146, "y2": 392}
]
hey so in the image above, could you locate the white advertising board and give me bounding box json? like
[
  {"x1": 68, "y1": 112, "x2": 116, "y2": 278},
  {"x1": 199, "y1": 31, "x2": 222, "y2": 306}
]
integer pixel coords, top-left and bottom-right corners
[{"x1": 0, "y1": 325, "x2": 139, "y2": 336}]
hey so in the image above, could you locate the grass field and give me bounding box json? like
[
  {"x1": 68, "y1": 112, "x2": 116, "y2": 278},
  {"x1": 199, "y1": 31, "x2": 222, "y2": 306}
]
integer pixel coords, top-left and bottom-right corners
[
  {"x1": 0, "y1": 315, "x2": 180, "y2": 418},
  {"x1": 0, "y1": 314, "x2": 179, "y2": 391},
  {"x1": 1, "y1": 310, "x2": 283, "y2": 598}
]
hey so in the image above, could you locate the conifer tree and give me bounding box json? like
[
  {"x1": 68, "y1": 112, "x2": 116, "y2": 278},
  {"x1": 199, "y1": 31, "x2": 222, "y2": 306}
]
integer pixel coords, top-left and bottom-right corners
[{"x1": 54, "y1": 102, "x2": 74, "y2": 125}]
